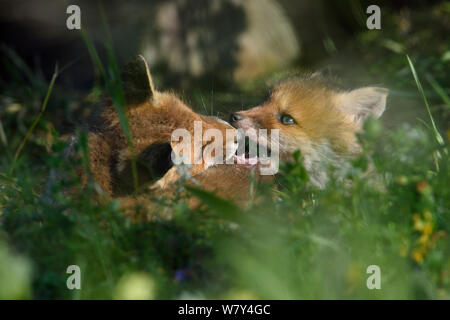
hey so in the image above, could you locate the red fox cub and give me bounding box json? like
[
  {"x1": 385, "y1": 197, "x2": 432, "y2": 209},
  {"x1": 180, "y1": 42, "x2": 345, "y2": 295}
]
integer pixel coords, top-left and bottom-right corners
[
  {"x1": 66, "y1": 55, "x2": 269, "y2": 212},
  {"x1": 229, "y1": 74, "x2": 388, "y2": 187},
  {"x1": 79, "y1": 55, "x2": 240, "y2": 196}
]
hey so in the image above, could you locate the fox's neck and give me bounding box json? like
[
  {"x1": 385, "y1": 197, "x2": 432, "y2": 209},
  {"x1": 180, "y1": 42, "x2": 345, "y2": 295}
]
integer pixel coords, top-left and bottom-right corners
[{"x1": 300, "y1": 142, "x2": 353, "y2": 189}]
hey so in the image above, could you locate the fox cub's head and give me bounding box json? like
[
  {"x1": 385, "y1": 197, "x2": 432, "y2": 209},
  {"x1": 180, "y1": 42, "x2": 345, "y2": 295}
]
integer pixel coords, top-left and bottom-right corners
[{"x1": 229, "y1": 74, "x2": 388, "y2": 187}]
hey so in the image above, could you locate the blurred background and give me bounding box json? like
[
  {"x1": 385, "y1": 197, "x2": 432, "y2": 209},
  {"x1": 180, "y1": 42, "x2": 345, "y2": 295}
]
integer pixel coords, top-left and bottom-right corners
[{"x1": 1, "y1": 0, "x2": 448, "y2": 136}]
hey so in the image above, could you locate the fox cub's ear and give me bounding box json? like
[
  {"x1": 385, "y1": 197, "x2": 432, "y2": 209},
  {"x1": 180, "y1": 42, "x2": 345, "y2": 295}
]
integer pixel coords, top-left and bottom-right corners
[
  {"x1": 121, "y1": 55, "x2": 156, "y2": 105},
  {"x1": 336, "y1": 87, "x2": 388, "y2": 126}
]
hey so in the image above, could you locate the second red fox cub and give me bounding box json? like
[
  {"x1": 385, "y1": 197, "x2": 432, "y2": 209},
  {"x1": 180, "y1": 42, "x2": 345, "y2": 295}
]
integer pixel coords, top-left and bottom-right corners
[
  {"x1": 230, "y1": 74, "x2": 388, "y2": 187},
  {"x1": 75, "y1": 55, "x2": 264, "y2": 207},
  {"x1": 83, "y1": 55, "x2": 240, "y2": 196}
]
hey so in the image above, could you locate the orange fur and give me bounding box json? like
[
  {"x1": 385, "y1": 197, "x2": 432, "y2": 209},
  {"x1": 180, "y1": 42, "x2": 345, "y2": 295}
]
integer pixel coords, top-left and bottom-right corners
[
  {"x1": 67, "y1": 56, "x2": 268, "y2": 215},
  {"x1": 230, "y1": 75, "x2": 388, "y2": 187},
  {"x1": 82, "y1": 56, "x2": 238, "y2": 196}
]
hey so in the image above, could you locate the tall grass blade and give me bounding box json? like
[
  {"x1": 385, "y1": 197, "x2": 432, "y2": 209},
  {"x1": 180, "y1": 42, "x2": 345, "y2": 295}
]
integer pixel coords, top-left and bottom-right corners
[
  {"x1": 406, "y1": 55, "x2": 444, "y2": 146},
  {"x1": 10, "y1": 65, "x2": 58, "y2": 174},
  {"x1": 80, "y1": 27, "x2": 139, "y2": 192}
]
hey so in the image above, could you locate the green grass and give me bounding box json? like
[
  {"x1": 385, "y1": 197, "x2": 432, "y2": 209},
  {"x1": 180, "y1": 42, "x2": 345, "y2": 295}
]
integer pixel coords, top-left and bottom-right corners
[
  {"x1": 9, "y1": 65, "x2": 58, "y2": 175},
  {"x1": 80, "y1": 23, "x2": 139, "y2": 192},
  {"x1": 407, "y1": 55, "x2": 444, "y2": 147},
  {"x1": 0, "y1": 112, "x2": 448, "y2": 299}
]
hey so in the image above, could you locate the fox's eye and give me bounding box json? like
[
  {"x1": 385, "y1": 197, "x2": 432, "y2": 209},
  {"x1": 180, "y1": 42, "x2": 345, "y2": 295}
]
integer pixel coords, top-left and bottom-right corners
[{"x1": 279, "y1": 114, "x2": 296, "y2": 125}]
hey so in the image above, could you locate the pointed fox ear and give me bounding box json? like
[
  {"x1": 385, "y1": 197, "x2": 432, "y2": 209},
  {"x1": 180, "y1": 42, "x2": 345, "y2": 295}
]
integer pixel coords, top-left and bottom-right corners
[
  {"x1": 335, "y1": 87, "x2": 388, "y2": 126},
  {"x1": 121, "y1": 55, "x2": 156, "y2": 105}
]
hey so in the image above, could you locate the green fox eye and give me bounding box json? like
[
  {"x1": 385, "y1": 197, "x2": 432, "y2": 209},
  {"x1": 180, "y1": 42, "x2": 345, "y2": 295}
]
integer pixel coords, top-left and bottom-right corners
[{"x1": 279, "y1": 114, "x2": 296, "y2": 125}]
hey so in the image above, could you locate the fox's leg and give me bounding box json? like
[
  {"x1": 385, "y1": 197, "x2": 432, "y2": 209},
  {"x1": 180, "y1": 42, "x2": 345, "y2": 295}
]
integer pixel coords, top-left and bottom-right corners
[
  {"x1": 150, "y1": 162, "x2": 208, "y2": 190},
  {"x1": 150, "y1": 166, "x2": 180, "y2": 190}
]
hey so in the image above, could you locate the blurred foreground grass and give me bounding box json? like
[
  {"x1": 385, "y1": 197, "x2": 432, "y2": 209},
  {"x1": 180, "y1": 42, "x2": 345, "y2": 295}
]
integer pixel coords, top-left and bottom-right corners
[{"x1": 0, "y1": 113, "x2": 449, "y2": 299}]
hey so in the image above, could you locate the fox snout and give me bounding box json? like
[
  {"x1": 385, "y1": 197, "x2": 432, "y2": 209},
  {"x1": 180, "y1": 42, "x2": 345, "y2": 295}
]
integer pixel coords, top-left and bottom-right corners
[
  {"x1": 229, "y1": 112, "x2": 244, "y2": 125},
  {"x1": 229, "y1": 111, "x2": 263, "y2": 131}
]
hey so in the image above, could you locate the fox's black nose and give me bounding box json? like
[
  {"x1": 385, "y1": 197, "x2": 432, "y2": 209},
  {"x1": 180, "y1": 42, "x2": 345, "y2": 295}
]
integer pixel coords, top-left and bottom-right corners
[{"x1": 229, "y1": 112, "x2": 243, "y2": 125}]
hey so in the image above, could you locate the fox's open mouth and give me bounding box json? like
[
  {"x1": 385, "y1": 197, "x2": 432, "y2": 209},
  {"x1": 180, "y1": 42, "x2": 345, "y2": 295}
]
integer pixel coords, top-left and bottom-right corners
[{"x1": 233, "y1": 136, "x2": 271, "y2": 167}]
